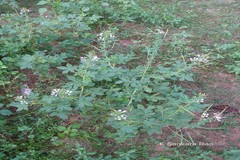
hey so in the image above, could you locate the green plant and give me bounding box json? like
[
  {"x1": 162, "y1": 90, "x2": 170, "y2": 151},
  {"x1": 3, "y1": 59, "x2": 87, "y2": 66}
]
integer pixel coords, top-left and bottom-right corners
[
  {"x1": 223, "y1": 148, "x2": 240, "y2": 160},
  {"x1": 212, "y1": 42, "x2": 240, "y2": 75},
  {"x1": 0, "y1": 61, "x2": 10, "y2": 86},
  {"x1": 225, "y1": 50, "x2": 240, "y2": 75},
  {"x1": 72, "y1": 144, "x2": 96, "y2": 160},
  {"x1": 0, "y1": 0, "x2": 210, "y2": 159},
  {"x1": 166, "y1": 146, "x2": 214, "y2": 160}
]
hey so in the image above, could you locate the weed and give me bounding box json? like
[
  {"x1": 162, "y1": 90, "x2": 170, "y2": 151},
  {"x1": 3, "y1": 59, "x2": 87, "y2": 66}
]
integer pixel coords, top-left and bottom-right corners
[{"x1": 0, "y1": 0, "x2": 239, "y2": 159}]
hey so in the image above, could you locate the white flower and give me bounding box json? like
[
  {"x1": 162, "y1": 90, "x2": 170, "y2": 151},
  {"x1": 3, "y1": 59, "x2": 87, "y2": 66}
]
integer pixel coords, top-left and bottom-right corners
[
  {"x1": 51, "y1": 89, "x2": 73, "y2": 96},
  {"x1": 51, "y1": 89, "x2": 60, "y2": 96},
  {"x1": 117, "y1": 109, "x2": 122, "y2": 112},
  {"x1": 20, "y1": 8, "x2": 31, "y2": 14},
  {"x1": 117, "y1": 109, "x2": 127, "y2": 114},
  {"x1": 15, "y1": 94, "x2": 28, "y2": 105},
  {"x1": 20, "y1": 100, "x2": 28, "y2": 105},
  {"x1": 156, "y1": 28, "x2": 165, "y2": 35},
  {"x1": 80, "y1": 57, "x2": 87, "y2": 62},
  {"x1": 109, "y1": 33, "x2": 115, "y2": 39},
  {"x1": 201, "y1": 112, "x2": 209, "y2": 118},
  {"x1": 111, "y1": 109, "x2": 128, "y2": 121},
  {"x1": 80, "y1": 56, "x2": 100, "y2": 62},
  {"x1": 190, "y1": 54, "x2": 209, "y2": 63},
  {"x1": 98, "y1": 33, "x2": 104, "y2": 41},
  {"x1": 92, "y1": 56, "x2": 100, "y2": 61},
  {"x1": 98, "y1": 31, "x2": 115, "y2": 42},
  {"x1": 197, "y1": 98, "x2": 204, "y2": 103},
  {"x1": 64, "y1": 90, "x2": 73, "y2": 96},
  {"x1": 213, "y1": 112, "x2": 222, "y2": 122},
  {"x1": 116, "y1": 114, "x2": 127, "y2": 120},
  {"x1": 16, "y1": 96, "x2": 23, "y2": 100},
  {"x1": 119, "y1": 114, "x2": 127, "y2": 120}
]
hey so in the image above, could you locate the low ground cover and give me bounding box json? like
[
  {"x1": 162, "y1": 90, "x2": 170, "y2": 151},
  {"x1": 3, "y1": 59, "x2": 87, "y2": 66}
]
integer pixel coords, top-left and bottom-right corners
[{"x1": 0, "y1": 0, "x2": 239, "y2": 159}]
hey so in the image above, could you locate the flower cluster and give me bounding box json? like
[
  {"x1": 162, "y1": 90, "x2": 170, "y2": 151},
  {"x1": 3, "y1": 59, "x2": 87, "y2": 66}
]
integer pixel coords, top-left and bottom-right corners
[
  {"x1": 194, "y1": 93, "x2": 205, "y2": 103},
  {"x1": 16, "y1": 96, "x2": 28, "y2": 105},
  {"x1": 200, "y1": 112, "x2": 223, "y2": 122},
  {"x1": 51, "y1": 89, "x2": 60, "y2": 96},
  {"x1": 65, "y1": 90, "x2": 73, "y2": 96},
  {"x1": 190, "y1": 54, "x2": 209, "y2": 63},
  {"x1": 51, "y1": 89, "x2": 73, "y2": 97},
  {"x1": 98, "y1": 31, "x2": 115, "y2": 42},
  {"x1": 197, "y1": 98, "x2": 204, "y2": 103},
  {"x1": 92, "y1": 56, "x2": 100, "y2": 61},
  {"x1": 80, "y1": 56, "x2": 100, "y2": 62},
  {"x1": 213, "y1": 112, "x2": 222, "y2": 122},
  {"x1": 20, "y1": 8, "x2": 32, "y2": 15},
  {"x1": 155, "y1": 28, "x2": 165, "y2": 35},
  {"x1": 110, "y1": 109, "x2": 128, "y2": 121},
  {"x1": 201, "y1": 112, "x2": 209, "y2": 119}
]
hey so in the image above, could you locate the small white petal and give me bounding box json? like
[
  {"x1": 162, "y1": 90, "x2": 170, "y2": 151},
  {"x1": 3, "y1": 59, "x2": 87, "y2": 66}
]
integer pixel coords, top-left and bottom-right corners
[{"x1": 121, "y1": 110, "x2": 127, "y2": 113}]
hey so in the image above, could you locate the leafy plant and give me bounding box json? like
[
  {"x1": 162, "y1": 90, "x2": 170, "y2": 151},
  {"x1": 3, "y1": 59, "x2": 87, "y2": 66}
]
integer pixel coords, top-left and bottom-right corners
[
  {"x1": 225, "y1": 51, "x2": 240, "y2": 75},
  {"x1": 213, "y1": 42, "x2": 240, "y2": 75},
  {"x1": 0, "y1": 0, "x2": 210, "y2": 159}
]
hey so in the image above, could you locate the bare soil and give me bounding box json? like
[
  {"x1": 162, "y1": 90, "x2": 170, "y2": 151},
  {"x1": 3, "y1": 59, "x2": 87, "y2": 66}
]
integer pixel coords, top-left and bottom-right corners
[{"x1": 152, "y1": 0, "x2": 240, "y2": 158}]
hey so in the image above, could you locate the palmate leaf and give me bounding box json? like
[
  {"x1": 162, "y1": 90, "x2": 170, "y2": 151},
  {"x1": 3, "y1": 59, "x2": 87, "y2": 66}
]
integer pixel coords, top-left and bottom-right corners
[
  {"x1": 0, "y1": 109, "x2": 13, "y2": 116},
  {"x1": 143, "y1": 118, "x2": 163, "y2": 135},
  {"x1": 50, "y1": 112, "x2": 68, "y2": 120},
  {"x1": 89, "y1": 15, "x2": 103, "y2": 22},
  {"x1": 223, "y1": 150, "x2": 240, "y2": 160},
  {"x1": 76, "y1": 96, "x2": 94, "y2": 111},
  {"x1": 19, "y1": 55, "x2": 35, "y2": 69},
  {"x1": 58, "y1": 63, "x2": 78, "y2": 74},
  {"x1": 39, "y1": 8, "x2": 48, "y2": 15},
  {"x1": 36, "y1": 1, "x2": 48, "y2": 5},
  {"x1": 57, "y1": 105, "x2": 73, "y2": 111},
  {"x1": 9, "y1": 102, "x2": 28, "y2": 111},
  {"x1": 113, "y1": 125, "x2": 139, "y2": 143},
  {"x1": 119, "y1": 125, "x2": 138, "y2": 134},
  {"x1": 179, "y1": 73, "x2": 194, "y2": 81}
]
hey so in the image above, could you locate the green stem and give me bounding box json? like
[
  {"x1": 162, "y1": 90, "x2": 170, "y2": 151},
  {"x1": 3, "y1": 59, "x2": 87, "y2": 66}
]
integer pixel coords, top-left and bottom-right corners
[{"x1": 128, "y1": 36, "x2": 162, "y2": 111}]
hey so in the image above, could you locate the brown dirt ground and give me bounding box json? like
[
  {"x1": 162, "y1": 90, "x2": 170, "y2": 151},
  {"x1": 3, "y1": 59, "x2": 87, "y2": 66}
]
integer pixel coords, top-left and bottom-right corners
[{"x1": 151, "y1": 0, "x2": 240, "y2": 158}]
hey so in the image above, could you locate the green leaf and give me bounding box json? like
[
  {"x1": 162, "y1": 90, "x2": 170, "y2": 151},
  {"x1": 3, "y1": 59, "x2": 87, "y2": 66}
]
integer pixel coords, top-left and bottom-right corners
[
  {"x1": 82, "y1": 7, "x2": 89, "y2": 12},
  {"x1": 90, "y1": 15, "x2": 102, "y2": 22},
  {"x1": 39, "y1": 8, "x2": 48, "y2": 15},
  {"x1": 144, "y1": 86, "x2": 152, "y2": 93},
  {"x1": 101, "y1": 2, "x2": 109, "y2": 7},
  {"x1": 0, "y1": 61, "x2": 7, "y2": 69},
  {"x1": 76, "y1": 96, "x2": 94, "y2": 111},
  {"x1": 36, "y1": 1, "x2": 48, "y2": 5},
  {"x1": 69, "y1": 132, "x2": 78, "y2": 137},
  {"x1": 20, "y1": 55, "x2": 35, "y2": 69},
  {"x1": 57, "y1": 105, "x2": 72, "y2": 111},
  {"x1": 70, "y1": 123, "x2": 81, "y2": 129},
  {"x1": 57, "y1": 126, "x2": 67, "y2": 132},
  {"x1": 28, "y1": 135, "x2": 35, "y2": 139},
  {"x1": 50, "y1": 112, "x2": 68, "y2": 120},
  {"x1": 58, "y1": 63, "x2": 77, "y2": 74},
  {"x1": 18, "y1": 126, "x2": 32, "y2": 132},
  {"x1": 0, "y1": 109, "x2": 12, "y2": 116},
  {"x1": 9, "y1": 102, "x2": 28, "y2": 111},
  {"x1": 119, "y1": 125, "x2": 138, "y2": 136}
]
